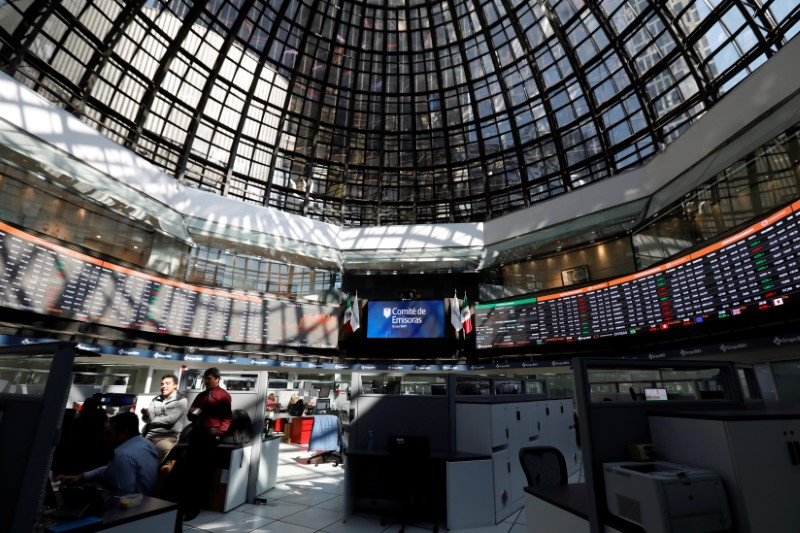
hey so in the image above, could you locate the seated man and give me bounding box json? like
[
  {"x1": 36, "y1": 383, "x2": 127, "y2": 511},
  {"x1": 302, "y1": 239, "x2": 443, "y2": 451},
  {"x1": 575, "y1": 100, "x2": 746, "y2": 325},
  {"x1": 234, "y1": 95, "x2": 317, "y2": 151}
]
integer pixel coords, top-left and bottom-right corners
[
  {"x1": 57, "y1": 412, "x2": 158, "y2": 496},
  {"x1": 141, "y1": 373, "x2": 188, "y2": 464}
]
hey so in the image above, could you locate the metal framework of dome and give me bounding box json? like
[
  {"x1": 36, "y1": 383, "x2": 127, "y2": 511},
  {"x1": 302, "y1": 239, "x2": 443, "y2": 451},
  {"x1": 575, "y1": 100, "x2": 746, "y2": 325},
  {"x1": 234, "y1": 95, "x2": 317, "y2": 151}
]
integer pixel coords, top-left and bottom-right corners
[{"x1": 0, "y1": 0, "x2": 798, "y2": 227}]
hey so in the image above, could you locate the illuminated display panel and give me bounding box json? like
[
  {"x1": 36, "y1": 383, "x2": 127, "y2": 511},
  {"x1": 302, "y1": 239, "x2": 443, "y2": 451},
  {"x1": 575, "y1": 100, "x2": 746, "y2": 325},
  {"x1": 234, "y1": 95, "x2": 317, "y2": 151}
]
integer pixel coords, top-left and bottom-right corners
[
  {"x1": 366, "y1": 300, "x2": 445, "y2": 339},
  {"x1": 0, "y1": 221, "x2": 338, "y2": 348},
  {"x1": 476, "y1": 201, "x2": 800, "y2": 349}
]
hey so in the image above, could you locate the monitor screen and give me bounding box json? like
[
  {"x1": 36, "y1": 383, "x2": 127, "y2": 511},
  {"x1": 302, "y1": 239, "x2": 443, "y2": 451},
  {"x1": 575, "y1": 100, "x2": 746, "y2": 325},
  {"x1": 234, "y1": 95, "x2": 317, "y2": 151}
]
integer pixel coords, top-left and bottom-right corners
[
  {"x1": 318, "y1": 385, "x2": 332, "y2": 399},
  {"x1": 495, "y1": 381, "x2": 520, "y2": 394},
  {"x1": 92, "y1": 392, "x2": 135, "y2": 407},
  {"x1": 314, "y1": 398, "x2": 331, "y2": 413},
  {"x1": 644, "y1": 388, "x2": 668, "y2": 401},
  {"x1": 366, "y1": 299, "x2": 445, "y2": 338}
]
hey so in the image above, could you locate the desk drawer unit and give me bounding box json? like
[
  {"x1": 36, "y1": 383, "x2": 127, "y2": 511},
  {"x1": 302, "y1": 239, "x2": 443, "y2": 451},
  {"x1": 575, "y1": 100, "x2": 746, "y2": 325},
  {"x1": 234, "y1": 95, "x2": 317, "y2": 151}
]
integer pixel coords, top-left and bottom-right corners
[{"x1": 289, "y1": 417, "x2": 314, "y2": 445}]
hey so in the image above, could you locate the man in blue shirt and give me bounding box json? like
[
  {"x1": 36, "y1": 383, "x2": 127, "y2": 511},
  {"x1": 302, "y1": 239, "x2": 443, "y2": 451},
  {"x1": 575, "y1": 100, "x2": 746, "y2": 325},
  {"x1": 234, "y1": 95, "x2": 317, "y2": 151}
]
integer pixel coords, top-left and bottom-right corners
[{"x1": 57, "y1": 412, "x2": 158, "y2": 496}]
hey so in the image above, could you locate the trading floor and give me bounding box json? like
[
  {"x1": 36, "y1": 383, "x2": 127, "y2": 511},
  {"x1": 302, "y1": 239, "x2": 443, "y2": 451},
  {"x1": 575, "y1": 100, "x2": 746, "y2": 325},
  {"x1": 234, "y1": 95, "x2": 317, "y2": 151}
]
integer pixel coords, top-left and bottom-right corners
[{"x1": 184, "y1": 441, "x2": 529, "y2": 533}]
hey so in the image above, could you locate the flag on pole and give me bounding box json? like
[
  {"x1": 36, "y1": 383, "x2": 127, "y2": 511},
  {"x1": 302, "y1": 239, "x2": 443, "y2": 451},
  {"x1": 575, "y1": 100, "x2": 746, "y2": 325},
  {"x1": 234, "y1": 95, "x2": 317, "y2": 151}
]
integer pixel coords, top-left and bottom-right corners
[
  {"x1": 350, "y1": 293, "x2": 360, "y2": 332},
  {"x1": 460, "y1": 293, "x2": 472, "y2": 335},
  {"x1": 450, "y1": 290, "x2": 463, "y2": 334},
  {"x1": 344, "y1": 294, "x2": 354, "y2": 333}
]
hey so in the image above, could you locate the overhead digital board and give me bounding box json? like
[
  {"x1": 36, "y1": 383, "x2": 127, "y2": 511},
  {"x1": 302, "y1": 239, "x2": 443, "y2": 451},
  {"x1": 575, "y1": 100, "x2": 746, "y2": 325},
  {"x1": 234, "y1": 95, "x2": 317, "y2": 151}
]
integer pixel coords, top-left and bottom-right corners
[
  {"x1": 475, "y1": 200, "x2": 800, "y2": 348},
  {"x1": 0, "y1": 220, "x2": 338, "y2": 347}
]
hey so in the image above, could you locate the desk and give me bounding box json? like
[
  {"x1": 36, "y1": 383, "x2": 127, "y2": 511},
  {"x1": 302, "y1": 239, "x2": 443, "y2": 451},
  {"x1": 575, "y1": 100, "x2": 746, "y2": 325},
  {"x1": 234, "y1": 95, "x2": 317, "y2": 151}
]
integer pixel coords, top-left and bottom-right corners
[
  {"x1": 271, "y1": 415, "x2": 287, "y2": 433},
  {"x1": 650, "y1": 409, "x2": 800, "y2": 533},
  {"x1": 207, "y1": 443, "x2": 251, "y2": 512},
  {"x1": 523, "y1": 485, "x2": 631, "y2": 533},
  {"x1": 344, "y1": 448, "x2": 492, "y2": 530},
  {"x1": 42, "y1": 496, "x2": 178, "y2": 532}
]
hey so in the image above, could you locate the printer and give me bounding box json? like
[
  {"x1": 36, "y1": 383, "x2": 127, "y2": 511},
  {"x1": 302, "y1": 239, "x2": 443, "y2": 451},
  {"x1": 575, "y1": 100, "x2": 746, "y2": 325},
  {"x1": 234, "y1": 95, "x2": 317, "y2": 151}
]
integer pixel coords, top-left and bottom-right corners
[{"x1": 603, "y1": 461, "x2": 731, "y2": 533}]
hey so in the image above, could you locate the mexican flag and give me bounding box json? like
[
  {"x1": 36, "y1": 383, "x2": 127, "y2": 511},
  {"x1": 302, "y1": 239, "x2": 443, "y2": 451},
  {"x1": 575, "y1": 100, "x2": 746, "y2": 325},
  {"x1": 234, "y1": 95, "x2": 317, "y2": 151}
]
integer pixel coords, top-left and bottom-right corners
[
  {"x1": 344, "y1": 293, "x2": 360, "y2": 333},
  {"x1": 460, "y1": 293, "x2": 472, "y2": 335}
]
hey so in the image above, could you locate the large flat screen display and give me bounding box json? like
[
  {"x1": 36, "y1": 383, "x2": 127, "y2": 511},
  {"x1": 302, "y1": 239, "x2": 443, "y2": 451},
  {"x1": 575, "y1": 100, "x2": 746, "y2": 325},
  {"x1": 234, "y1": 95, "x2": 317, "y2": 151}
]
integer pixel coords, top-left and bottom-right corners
[
  {"x1": 366, "y1": 299, "x2": 445, "y2": 339},
  {"x1": 475, "y1": 199, "x2": 800, "y2": 348}
]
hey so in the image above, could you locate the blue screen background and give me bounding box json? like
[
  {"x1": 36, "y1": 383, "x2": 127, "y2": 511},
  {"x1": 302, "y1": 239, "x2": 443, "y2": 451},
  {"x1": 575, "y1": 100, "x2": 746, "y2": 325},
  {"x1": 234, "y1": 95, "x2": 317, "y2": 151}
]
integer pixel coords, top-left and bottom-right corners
[{"x1": 366, "y1": 300, "x2": 445, "y2": 338}]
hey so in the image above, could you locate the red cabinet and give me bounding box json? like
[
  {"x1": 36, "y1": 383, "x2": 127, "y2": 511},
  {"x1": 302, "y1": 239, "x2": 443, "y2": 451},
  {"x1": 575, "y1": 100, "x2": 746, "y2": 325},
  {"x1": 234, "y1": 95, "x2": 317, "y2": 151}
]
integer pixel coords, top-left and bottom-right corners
[{"x1": 289, "y1": 416, "x2": 314, "y2": 444}]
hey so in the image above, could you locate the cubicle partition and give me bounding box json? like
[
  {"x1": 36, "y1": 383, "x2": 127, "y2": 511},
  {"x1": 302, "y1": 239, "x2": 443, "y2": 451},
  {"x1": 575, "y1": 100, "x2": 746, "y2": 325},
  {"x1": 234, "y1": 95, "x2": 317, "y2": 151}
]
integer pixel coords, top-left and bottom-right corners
[
  {"x1": 345, "y1": 373, "x2": 578, "y2": 530},
  {"x1": 349, "y1": 393, "x2": 454, "y2": 453},
  {"x1": 571, "y1": 358, "x2": 770, "y2": 533},
  {"x1": 347, "y1": 373, "x2": 454, "y2": 453},
  {"x1": 0, "y1": 342, "x2": 83, "y2": 533},
  {"x1": 181, "y1": 369, "x2": 269, "y2": 508}
]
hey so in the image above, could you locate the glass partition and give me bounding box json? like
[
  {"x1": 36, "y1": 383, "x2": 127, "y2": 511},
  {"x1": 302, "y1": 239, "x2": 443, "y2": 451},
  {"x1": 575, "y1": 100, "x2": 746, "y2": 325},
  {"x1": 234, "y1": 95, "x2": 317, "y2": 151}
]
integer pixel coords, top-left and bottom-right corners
[
  {"x1": 358, "y1": 373, "x2": 447, "y2": 396},
  {"x1": 586, "y1": 363, "x2": 739, "y2": 403},
  {"x1": 0, "y1": 352, "x2": 55, "y2": 396}
]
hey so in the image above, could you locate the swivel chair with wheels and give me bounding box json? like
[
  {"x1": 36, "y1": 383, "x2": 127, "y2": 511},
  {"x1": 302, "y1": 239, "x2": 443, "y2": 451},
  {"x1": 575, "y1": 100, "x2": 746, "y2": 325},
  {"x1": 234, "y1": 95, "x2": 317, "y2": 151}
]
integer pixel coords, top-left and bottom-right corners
[
  {"x1": 519, "y1": 446, "x2": 568, "y2": 487},
  {"x1": 381, "y1": 435, "x2": 439, "y2": 533},
  {"x1": 307, "y1": 414, "x2": 342, "y2": 466}
]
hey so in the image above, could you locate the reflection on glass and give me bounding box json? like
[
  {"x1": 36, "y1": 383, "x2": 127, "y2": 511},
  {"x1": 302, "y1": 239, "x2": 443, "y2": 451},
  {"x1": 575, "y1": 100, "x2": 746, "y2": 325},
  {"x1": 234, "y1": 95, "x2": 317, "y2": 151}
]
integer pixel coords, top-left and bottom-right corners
[
  {"x1": 0, "y1": 353, "x2": 54, "y2": 396},
  {"x1": 587, "y1": 365, "x2": 730, "y2": 402}
]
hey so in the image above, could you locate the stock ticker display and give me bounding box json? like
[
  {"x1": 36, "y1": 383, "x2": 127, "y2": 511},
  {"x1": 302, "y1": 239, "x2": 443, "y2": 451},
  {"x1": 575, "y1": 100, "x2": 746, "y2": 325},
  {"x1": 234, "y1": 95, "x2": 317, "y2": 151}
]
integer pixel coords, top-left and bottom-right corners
[
  {"x1": 0, "y1": 221, "x2": 338, "y2": 348},
  {"x1": 2, "y1": 197, "x2": 799, "y2": 351},
  {"x1": 476, "y1": 200, "x2": 800, "y2": 349}
]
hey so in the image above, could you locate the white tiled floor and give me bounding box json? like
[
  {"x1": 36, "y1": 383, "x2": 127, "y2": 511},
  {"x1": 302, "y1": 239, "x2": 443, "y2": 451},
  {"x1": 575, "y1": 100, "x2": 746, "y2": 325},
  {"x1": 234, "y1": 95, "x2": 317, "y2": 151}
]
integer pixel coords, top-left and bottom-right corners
[{"x1": 183, "y1": 442, "x2": 528, "y2": 533}]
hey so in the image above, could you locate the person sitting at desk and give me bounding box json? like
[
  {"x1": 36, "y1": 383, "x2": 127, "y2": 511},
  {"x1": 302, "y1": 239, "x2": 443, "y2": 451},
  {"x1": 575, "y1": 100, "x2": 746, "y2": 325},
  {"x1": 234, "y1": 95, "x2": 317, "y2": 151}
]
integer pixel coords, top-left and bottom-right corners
[
  {"x1": 51, "y1": 398, "x2": 114, "y2": 477},
  {"x1": 56, "y1": 412, "x2": 159, "y2": 496},
  {"x1": 287, "y1": 394, "x2": 305, "y2": 416},
  {"x1": 265, "y1": 393, "x2": 279, "y2": 413}
]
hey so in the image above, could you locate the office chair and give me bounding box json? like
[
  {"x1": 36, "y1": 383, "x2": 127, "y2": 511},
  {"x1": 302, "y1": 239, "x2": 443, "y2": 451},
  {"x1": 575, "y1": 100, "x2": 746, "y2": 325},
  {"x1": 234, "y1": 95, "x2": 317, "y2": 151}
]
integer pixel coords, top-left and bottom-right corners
[
  {"x1": 307, "y1": 414, "x2": 342, "y2": 466},
  {"x1": 382, "y1": 435, "x2": 439, "y2": 533},
  {"x1": 519, "y1": 446, "x2": 568, "y2": 487}
]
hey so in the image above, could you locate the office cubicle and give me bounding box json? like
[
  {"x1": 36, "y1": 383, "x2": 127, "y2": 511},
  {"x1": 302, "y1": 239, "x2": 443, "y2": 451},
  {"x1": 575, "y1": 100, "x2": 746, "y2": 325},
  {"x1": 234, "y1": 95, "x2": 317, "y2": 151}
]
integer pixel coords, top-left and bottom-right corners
[
  {"x1": 0, "y1": 342, "x2": 83, "y2": 533},
  {"x1": 348, "y1": 373, "x2": 453, "y2": 453},
  {"x1": 572, "y1": 358, "x2": 762, "y2": 533},
  {"x1": 180, "y1": 369, "x2": 269, "y2": 505},
  {"x1": 346, "y1": 372, "x2": 577, "y2": 529}
]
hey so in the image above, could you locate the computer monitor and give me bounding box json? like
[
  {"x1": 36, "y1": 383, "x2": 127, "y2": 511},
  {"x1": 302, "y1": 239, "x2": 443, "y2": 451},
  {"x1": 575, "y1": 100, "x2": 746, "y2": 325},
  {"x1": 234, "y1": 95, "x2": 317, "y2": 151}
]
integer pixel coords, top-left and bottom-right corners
[
  {"x1": 92, "y1": 393, "x2": 136, "y2": 413},
  {"x1": 430, "y1": 384, "x2": 447, "y2": 395},
  {"x1": 495, "y1": 381, "x2": 520, "y2": 394},
  {"x1": 644, "y1": 388, "x2": 668, "y2": 401},
  {"x1": 314, "y1": 398, "x2": 331, "y2": 413},
  {"x1": 385, "y1": 381, "x2": 402, "y2": 395},
  {"x1": 318, "y1": 385, "x2": 332, "y2": 399},
  {"x1": 456, "y1": 382, "x2": 480, "y2": 395}
]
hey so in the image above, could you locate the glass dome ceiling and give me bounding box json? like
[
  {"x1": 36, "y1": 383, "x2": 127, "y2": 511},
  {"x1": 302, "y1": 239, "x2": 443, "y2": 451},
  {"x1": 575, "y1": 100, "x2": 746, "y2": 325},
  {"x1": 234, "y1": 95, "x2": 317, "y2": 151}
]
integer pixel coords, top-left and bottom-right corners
[{"x1": 0, "y1": 0, "x2": 797, "y2": 227}]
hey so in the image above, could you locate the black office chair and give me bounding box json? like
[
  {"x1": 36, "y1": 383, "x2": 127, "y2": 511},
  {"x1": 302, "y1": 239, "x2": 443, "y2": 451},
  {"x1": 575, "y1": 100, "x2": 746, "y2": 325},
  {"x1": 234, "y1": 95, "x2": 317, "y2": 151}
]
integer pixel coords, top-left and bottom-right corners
[
  {"x1": 307, "y1": 414, "x2": 342, "y2": 466},
  {"x1": 519, "y1": 446, "x2": 568, "y2": 487},
  {"x1": 382, "y1": 435, "x2": 439, "y2": 533}
]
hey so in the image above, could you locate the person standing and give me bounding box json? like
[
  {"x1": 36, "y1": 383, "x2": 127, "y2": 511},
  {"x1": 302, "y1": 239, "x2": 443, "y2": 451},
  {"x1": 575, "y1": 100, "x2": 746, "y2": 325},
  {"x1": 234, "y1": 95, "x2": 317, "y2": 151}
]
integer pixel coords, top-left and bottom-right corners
[
  {"x1": 141, "y1": 374, "x2": 188, "y2": 464},
  {"x1": 56, "y1": 412, "x2": 158, "y2": 496},
  {"x1": 181, "y1": 367, "x2": 232, "y2": 521}
]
